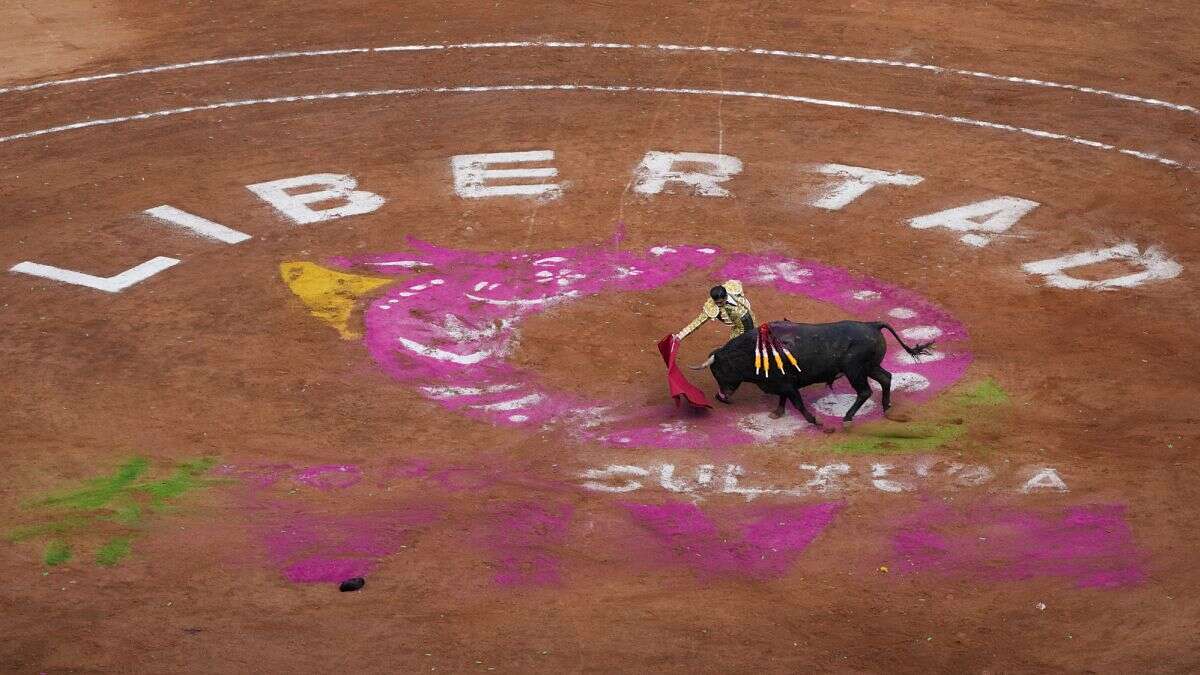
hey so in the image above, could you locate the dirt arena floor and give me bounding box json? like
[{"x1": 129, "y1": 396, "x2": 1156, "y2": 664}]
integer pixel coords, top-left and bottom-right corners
[{"x1": 2, "y1": 1, "x2": 1199, "y2": 671}]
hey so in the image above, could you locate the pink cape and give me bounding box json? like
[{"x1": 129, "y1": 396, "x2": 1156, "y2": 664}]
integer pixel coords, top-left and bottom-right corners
[{"x1": 657, "y1": 335, "x2": 713, "y2": 409}]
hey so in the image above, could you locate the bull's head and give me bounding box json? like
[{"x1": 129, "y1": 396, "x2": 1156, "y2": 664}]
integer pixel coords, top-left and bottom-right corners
[{"x1": 689, "y1": 350, "x2": 741, "y2": 403}]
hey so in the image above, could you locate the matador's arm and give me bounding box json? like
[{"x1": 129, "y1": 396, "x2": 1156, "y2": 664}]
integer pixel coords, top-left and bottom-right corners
[
  {"x1": 676, "y1": 311, "x2": 710, "y2": 340},
  {"x1": 677, "y1": 298, "x2": 720, "y2": 340}
]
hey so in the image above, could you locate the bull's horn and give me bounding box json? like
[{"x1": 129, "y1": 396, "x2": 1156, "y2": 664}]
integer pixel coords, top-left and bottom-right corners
[{"x1": 688, "y1": 355, "x2": 716, "y2": 370}]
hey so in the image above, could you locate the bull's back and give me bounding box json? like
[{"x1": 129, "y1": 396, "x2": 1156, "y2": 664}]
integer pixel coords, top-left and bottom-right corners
[{"x1": 770, "y1": 320, "x2": 886, "y2": 371}]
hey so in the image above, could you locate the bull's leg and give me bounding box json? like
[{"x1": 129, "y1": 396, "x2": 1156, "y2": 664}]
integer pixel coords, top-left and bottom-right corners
[
  {"x1": 715, "y1": 381, "x2": 741, "y2": 404},
  {"x1": 869, "y1": 366, "x2": 893, "y2": 410},
  {"x1": 769, "y1": 395, "x2": 787, "y2": 419},
  {"x1": 786, "y1": 389, "x2": 822, "y2": 427},
  {"x1": 842, "y1": 367, "x2": 874, "y2": 423}
]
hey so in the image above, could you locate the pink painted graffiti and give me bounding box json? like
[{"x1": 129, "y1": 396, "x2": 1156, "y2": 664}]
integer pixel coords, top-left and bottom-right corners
[
  {"x1": 213, "y1": 463, "x2": 294, "y2": 489},
  {"x1": 381, "y1": 459, "x2": 502, "y2": 492},
  {"x1": 335, "y1": 240, "x2": 971, "y2": 449},
  {"x1": 476, "y1": 501, "x2": 574, "y2": 587},
  {"x1": 295, "y1": 464, "x2": 362, "y2": 490},
  {"x1": 622, "y1": 500, "x2": 842, "y2": 580},
  {"x1": 260, "y1": 503, "x2": 442, "y2": 583},
  {"x1": 219, "y1": 462, "x2": 1143, "y2": 591},
  {"x1": 225, "y1": 462, "x2": 573, "y2": 586},
  {"x1": 891, "y1": 501, "x2": 1144, "y2": 588},
  {"x1": 214, "y1": 463, "x2": 362, "y2": 492}
]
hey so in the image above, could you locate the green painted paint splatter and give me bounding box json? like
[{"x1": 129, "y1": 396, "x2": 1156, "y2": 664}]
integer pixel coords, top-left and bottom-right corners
[
  {"x1": 8, "y1": 456, "x2": 217, "y2": 568},
  {"x1": 829, "y1": 423, "x2": 965, "y2": 455},
  {"x1": 96, "y1": 538, "x2": 131, "y2": 566},
  {"x1": 44, "y1": 540, "x2": 72, "y2": 566},
  {"x1": 7, "y1": 515, "x2": 91, "y2": 543},
  {"x1": 35, "y1": 457, "x2": 148, "y2": 511},
  {"x1": 953, "y1": 377, "x2": 1009, "y2": 407},
  {"x1": 819, "y1": 377, "x2": 1010, "y2": 455},
  {"x1": 137, "y1": 458, "x2": 217, "y2": 509}
]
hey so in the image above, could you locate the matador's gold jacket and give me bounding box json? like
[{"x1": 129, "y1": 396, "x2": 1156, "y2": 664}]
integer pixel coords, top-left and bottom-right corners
[{"x1": 677, "y1": 280, "x2": 756, "y2": 340}]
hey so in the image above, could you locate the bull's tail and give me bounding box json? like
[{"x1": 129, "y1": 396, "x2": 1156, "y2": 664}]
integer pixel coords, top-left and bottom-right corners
[{"x1": 876, "y1": 323, "x2": 935, "y2": 357}]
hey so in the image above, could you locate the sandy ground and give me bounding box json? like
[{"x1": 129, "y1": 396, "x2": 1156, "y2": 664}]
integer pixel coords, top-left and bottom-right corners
[
  {"x1": 0, "y1": 0, "x2": 139, "y2": 81},
  {"x1": 1, "y1": 0, "x2": 1199, "y2": 672}
]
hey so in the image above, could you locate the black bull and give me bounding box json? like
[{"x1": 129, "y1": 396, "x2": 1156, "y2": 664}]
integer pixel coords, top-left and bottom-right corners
[{"x1": 690, "y1": 321, "x2": 934, "y2": 426}]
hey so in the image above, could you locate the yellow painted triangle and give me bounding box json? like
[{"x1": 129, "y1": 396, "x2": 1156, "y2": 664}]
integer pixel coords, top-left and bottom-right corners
[{"x1": 280, "y1": 261, "x2": 395, "y2": 339}]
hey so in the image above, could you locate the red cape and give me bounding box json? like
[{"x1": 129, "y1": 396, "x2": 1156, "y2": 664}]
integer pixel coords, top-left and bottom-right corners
[{"x1": 657, "y1": 334, "x2": 713, "y2": 409}]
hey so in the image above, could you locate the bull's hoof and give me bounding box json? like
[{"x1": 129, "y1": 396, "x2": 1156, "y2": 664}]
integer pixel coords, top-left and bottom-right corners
[
  {"x1": 769, "y1": 409, "x2": 785, "y2": 419},
  {"x1": 821, "y1": 426, "x2": 835, "y2": 434},
  {"x1": 716, "y1": 393, "x2": 731, "y2": 404}
]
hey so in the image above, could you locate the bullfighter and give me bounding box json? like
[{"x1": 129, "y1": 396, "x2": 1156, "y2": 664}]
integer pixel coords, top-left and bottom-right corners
[
  {"x1": 673, "y1": 281, "x2": 756, "y2": 403},
  {"x1": 675, "y1": 280, "x2": 756, "y2": 343}
]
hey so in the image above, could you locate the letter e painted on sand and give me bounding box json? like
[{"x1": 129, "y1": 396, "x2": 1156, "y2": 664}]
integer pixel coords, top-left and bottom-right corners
[{"x1": 451, "y1": 150, "x2": 562, "y2": 199}]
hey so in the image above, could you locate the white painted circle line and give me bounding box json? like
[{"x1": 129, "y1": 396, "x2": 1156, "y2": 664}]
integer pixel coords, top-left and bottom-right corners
[
  {"x1": 0, "y1": 40, "x2": 1194, "y2": 117},
  {"x1": 900, "y1": 325, "x2": 944, "y2": 341},
  {"x1": 0, "y1": 84, "x2": 1188, "y2": 170}
]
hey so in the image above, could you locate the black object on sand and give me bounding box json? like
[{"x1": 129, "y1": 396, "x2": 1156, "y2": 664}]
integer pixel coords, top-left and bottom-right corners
[{"x1": 339, "y1": 577, "x2": 365, "y2": 592}]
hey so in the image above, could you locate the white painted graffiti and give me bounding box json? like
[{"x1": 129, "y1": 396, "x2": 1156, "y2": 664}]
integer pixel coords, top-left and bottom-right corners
[
  {"x1": 5, "y1": 155, "x2": 1185, "y2": 296},
  {"x1": 580, "y1": 460, "x2": 1068, "y2": 500},
  {"x1": 808, "y1": 163, "x2": 924, "y2": 211},
  {"x1": 9, "y1": 256, "x2": 181, "y2": 294},
  {"x1": 632, "y1": 151, "x2": 744, "y2": 197},
  {"x1": 907, "y1": 196, "x2": 1040, "y2": 248},
  {"x1": 451, "y1": 149, "x2": 562, "y2": 199},
  {"x1": 246, "y1": 173, "x2": 385, "y2": 224},
  {"x1": 1021, "y1": 243, "x2": 1184, "y2": 290},
  {"x1": 144, "y1": 205, "x2": 252, "y2": 244}
]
